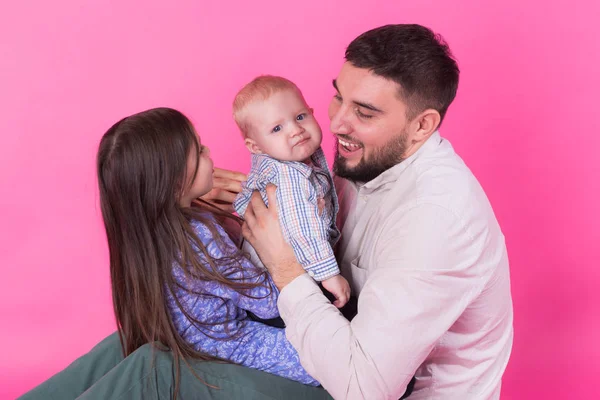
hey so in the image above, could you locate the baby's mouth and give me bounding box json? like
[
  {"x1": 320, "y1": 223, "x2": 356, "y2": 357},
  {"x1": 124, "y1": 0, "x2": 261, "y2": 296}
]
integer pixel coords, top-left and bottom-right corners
[{"x1": 294, "y1": 137, "x2": 310, "y2": 147}]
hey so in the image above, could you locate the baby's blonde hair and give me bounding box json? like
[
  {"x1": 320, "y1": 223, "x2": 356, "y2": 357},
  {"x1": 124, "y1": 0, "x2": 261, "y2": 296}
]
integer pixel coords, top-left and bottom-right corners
[{"x1": 233, "y1": 75, "x2": 306, "y2": 137}]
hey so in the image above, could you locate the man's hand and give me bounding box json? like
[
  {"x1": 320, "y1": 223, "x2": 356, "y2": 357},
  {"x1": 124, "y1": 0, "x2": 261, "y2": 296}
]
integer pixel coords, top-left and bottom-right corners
[
  {"x1": 322, "y1": 275, "x2": 351, "y2": 308},
  {"x1": 241, "y1": 184, "x2": 305, "y2": 290},
  {"x1": 201, "y1": 168, "x2": 247, "y2": 213}
]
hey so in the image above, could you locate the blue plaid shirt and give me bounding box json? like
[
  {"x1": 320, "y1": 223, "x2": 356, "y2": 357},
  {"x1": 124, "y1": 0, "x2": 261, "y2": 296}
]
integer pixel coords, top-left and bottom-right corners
[{"x1": 234, "y1": 147, "x2": 341, "y2": 281}]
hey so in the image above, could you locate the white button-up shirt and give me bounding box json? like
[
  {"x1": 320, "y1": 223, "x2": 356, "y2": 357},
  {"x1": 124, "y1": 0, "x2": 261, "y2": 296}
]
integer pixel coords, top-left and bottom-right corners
[{"x1": 278, "y1": 131, "x2": 514, "y2": 399}]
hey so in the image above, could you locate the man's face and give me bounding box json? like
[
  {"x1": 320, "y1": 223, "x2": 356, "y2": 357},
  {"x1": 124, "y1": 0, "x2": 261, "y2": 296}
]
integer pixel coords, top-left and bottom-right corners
[{"x1": 328, "y1": 62, "x2": 412, "y2": 183}]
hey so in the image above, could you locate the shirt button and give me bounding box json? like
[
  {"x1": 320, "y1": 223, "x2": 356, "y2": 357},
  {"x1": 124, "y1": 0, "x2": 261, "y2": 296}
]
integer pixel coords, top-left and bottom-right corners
[{"x1": 308, "y1": 271, "x2": 315, "y2": 277}]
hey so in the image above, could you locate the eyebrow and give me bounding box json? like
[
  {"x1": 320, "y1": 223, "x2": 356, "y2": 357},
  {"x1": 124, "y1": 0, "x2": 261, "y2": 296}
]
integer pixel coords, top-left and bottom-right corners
[
  {"x1": 332, "y1": 79, "x2": 383, "y2": 113},
  {"x1": 265, "y1": 107, "x2": 309, "y2": 129}
]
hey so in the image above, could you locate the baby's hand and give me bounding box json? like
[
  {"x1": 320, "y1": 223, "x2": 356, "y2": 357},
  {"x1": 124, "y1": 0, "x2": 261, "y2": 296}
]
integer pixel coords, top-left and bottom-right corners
[
  {"x1": 317, "y1": 197, "x2": 325, "y2": 216},
  {"x1": 322, "y1": 274, "x2": 351, "y2": 308}
]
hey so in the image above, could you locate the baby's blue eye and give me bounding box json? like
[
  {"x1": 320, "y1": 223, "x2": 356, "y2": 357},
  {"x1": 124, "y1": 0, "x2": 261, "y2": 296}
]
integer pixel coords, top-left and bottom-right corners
[
  {"x1": 296, "y1": 114, "x2": 305, "y2": 121},
  {"x1": 272, "y1": 125, "x2": 282, "y2": 133}
]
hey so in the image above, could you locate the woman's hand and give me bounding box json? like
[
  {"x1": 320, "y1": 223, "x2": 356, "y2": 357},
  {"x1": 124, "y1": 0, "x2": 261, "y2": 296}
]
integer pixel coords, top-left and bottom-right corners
[
  {"x1": 201, "y1": 168, "x2": 247, "y2": 213},
  {"x1": 242, "y1": 184, "x2": 305, "y2": 290}
]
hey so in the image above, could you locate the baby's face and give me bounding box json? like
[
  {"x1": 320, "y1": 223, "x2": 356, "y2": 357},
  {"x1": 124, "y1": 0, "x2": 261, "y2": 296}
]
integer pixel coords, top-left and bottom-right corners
[{"x1": 244, "y1": 90, "x2": 322, "y2": 162}]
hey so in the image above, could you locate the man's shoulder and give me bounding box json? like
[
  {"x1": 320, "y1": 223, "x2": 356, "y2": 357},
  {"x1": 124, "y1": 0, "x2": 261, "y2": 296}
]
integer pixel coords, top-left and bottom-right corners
[
  {"x1": 408, "y1": 149, "x2": 500, "y2": 234},
  {"x1": 364, "y1": 145, "x2": 487, "y2": 222},
  {"x1": 413, "y1": 154, "x2": 475, "y2": 198}
]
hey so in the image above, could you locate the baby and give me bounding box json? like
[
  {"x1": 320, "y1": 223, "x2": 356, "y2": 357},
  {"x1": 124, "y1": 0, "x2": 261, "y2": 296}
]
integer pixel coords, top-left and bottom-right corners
[{"x1": 232, "y1": 75, "x2": 350, "y2": 307}]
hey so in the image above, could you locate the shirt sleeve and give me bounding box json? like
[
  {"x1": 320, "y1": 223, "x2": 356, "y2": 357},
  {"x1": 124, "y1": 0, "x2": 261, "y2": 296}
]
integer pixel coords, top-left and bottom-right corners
[
  {"x1": 275, "y1": 165, "x2": 339, "y2": 281},
  {"x1": 277, "y1": 204, "x2": 487, "y2": 399}
]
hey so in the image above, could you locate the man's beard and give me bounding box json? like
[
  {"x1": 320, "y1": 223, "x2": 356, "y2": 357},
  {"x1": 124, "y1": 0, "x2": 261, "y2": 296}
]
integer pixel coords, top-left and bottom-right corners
[{"x1": 333, "y1": 130, "x2": 408, "y2": 183}]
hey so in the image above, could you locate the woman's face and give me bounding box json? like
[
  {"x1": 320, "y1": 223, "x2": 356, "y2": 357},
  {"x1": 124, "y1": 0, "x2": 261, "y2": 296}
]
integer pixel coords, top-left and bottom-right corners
[{"x1": 180, "y1": 139, "x2": 213, "y2": 207}]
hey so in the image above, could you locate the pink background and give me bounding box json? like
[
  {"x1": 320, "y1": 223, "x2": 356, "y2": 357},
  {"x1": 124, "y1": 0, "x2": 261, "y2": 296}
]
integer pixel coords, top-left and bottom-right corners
[{"x1": 1, "y1": 1, "x2": 598, "y2": 398}]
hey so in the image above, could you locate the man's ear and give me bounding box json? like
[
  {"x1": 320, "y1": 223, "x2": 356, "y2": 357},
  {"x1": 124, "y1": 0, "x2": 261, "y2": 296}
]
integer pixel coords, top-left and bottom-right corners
[
  {"x1": 245, "y1": 137, "x2": 263, "y2": 154},
  {"x1": 410, "y1": 109, "x2": 441, "y2": 143}
]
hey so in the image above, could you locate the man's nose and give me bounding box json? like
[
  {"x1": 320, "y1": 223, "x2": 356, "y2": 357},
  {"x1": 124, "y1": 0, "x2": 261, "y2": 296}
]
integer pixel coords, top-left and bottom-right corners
[{"x1": 329, "y1": 105, "x2": 351, "y2": 135}]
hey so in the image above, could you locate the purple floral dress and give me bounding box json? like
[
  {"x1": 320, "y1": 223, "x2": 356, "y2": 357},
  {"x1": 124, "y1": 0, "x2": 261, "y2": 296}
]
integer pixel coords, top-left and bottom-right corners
[{"x1": 165, "y1": 216, "x2": 319, "y2": 386}]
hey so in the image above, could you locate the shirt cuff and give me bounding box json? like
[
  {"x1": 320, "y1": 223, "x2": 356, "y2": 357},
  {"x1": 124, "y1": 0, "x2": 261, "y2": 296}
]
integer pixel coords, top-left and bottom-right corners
[
  {"x1": 277, "y1": 273, "x2": 323, "y2": 321},
  {"x1": 304, "y1": 255, "x2": 340, "y2": 281}
]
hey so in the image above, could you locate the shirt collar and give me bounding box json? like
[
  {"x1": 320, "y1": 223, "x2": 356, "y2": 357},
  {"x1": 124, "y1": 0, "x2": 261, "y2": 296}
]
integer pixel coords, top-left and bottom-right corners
[
  {"x1": 360, "y1": 131, "x2": 442, "y2": 193},
  {"x1": 251, "y1": 147, "x2": 328, "y2": 179}
]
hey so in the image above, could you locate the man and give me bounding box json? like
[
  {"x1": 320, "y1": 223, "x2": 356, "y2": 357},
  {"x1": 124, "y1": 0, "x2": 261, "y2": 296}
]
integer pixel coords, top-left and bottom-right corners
[{"x1": 241, "y1": 24, "x2": 513, "y2": 399}]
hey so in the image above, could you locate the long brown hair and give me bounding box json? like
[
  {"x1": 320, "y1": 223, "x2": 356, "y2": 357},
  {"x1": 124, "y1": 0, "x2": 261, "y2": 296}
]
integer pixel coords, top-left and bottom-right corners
[{"x1": 97, "y1": 107, "x2": 268, "y2": 396}]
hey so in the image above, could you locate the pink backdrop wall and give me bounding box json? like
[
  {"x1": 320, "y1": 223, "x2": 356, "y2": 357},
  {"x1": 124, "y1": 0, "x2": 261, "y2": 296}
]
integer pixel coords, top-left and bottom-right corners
[{"x1": 1, "y1": 1, "x2": 598, "y2": 398}]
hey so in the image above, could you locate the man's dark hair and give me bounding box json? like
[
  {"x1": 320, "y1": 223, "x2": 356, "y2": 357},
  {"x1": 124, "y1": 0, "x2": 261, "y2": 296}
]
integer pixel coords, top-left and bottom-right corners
[{"x1": 346, "y1": 24, "x2": 459, "y2": 124}]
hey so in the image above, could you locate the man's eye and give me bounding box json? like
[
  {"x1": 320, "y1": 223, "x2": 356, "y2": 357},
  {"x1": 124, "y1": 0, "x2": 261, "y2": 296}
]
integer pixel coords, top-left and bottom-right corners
[{"x1": 356, "y1": 108, "x2": 373, "y2": 119}]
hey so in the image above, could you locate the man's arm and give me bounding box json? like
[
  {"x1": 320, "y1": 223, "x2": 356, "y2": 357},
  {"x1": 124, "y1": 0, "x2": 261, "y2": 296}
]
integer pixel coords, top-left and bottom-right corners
[{"x1": 244, "y1": 191, "x2": 486, "y2": 398}]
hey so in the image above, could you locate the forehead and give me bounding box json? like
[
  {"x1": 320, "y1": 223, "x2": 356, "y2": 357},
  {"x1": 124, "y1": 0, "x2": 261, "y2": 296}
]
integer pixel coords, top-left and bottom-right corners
[
  {"x1": 335, "y1": 62, "x2": 406, "y2": 110},
  {"x1": 245, "y1": 90, "x2": 307, "y2": 123}
]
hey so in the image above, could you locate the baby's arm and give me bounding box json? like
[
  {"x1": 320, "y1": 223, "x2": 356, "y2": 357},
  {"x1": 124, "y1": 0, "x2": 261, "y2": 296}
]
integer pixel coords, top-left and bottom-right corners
[
  {"x1": 273, "y1": 166, "x2": 339, "y2": 280},
  {"x1": 273, "y1": 166, "x2": 351, "y2": 307}
]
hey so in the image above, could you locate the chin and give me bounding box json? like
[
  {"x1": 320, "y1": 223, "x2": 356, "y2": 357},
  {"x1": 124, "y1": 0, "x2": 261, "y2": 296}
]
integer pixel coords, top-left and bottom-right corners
[
  {"x1": 334, "y1": 150, "x2": 355, "y2": 167},
  {"x1": 197, "y1": 185, "x2": 213, "y2": 199},
  {"x1": 293, "y1": 146, "x2": 317, "y2": 161}
]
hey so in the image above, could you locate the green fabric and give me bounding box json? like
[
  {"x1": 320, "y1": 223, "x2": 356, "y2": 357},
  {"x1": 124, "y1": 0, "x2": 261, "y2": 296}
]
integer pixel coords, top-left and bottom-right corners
[{"x1": 19, "y1": 332, "x2": 333, "y2": 400}]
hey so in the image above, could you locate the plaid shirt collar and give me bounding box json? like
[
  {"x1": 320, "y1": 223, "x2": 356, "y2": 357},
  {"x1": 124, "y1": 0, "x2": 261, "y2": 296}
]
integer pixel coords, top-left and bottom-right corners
[{"x1": 251, "y1": 147, "x2": 329, "y2": 179}]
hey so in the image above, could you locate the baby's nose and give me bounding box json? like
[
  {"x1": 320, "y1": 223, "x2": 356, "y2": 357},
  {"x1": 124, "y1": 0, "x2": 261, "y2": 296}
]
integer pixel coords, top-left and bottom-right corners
[{"x1": 291, "y1": 123, "x2": 305, "y2": 136}]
